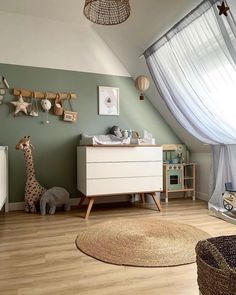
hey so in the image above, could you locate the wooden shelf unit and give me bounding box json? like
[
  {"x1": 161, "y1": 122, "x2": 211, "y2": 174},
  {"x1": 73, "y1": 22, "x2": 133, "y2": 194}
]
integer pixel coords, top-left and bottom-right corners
[{"x1": 163, "y1": 163, "x2": 196, "y2": 203}]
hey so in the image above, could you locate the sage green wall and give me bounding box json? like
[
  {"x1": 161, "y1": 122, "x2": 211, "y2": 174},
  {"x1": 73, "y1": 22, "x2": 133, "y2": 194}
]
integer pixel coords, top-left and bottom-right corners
[{"x1": 0, "y1": 63, "x2": 180, "y2": 203}]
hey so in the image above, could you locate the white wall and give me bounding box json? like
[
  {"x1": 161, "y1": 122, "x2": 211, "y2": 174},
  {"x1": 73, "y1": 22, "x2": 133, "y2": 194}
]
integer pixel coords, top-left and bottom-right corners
[
  {"x1": 191, "y1": 153, "x2": 211, "y2": 201},
  {"x1": 0, "y1": 11, "x2": 130, "y2": 76}
]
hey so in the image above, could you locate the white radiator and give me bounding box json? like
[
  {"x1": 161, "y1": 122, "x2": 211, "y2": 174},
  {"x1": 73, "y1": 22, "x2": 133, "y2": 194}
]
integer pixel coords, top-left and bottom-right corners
[{"x1": 0, "y1": 146, "x2": 8, "y2": 212}]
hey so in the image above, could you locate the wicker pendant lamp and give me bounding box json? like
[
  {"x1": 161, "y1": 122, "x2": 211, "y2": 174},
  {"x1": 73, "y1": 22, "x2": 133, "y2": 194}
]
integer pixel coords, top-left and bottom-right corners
[{"x1": 84, "y1": 0, "x2": 131, "y2": 25}]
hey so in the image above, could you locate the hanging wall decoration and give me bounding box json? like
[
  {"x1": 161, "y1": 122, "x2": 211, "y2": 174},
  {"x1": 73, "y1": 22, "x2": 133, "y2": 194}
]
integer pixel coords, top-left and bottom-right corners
[
  {"x1": 135, "y1": 75, "x2": 150, "y2": 100},
  {"x1": 63, "y1": 93, "x2": 78, "y2": 122},
  {"x1": 29, "y1": 91, "x2": 39, "y2": 117},
  {"x1": 98, "y1": 86, "x2": 119, "y2": 115},
  {"x1": 0, "y1": 76, "x2": 10, "y2": 104},
  {"x1": 0, "y1": 89, "x2": 5, "y2": 105},
  {"x1": 41, "y1": 93, "x2": 52, "y2": 124},
  {"x1": 54, "y1": 93, "x2": 64, "y2": 116},
  {"x1": 12, "y1": 88, "x2": 77, "y2": 123},
  {"x1": 0, "y1": 76, "x2": 9, "y2": 89},
  {"x1": 217, "y1": 1, "x2": 230, "y2": 16},
  {"x1": 11, "y1": 93, "x2": 31, "y2": 116}
]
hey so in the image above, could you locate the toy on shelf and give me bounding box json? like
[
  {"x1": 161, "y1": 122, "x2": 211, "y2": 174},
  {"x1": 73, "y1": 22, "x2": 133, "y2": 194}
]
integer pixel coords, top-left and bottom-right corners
[
  {"x1": 40, "y1": 187, "x2": 70, "y2": 215},
  {"x1": 16, "y1": 136, "x2": 46, "y2": 213}
]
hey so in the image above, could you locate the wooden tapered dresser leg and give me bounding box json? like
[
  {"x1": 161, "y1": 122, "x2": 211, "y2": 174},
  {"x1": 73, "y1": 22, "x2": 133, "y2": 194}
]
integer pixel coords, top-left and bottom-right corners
[
  {"x1": 85, "y1": 197, "x2": 95, "y2": 219},
  {"x1": 151, "y1": 192, "x2": 162, "y2": 212},
  {"x1": 77, "y1": 195, "x2": 86, "y2": 209},
  {"x1": 140, "y1": 193, "x2": 145, "y2": 204}
]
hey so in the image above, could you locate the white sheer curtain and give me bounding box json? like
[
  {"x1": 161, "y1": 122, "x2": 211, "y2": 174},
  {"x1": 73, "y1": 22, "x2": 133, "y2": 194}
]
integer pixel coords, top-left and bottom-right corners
[{"x1": 144, "y1": 0, "x2": 236, "y2": 211}]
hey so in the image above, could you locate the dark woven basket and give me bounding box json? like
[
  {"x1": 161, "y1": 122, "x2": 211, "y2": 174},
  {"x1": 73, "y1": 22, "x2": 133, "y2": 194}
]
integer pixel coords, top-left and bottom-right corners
[{"x1": 196, "y1": 235, "x2": 236, "y2": 295}]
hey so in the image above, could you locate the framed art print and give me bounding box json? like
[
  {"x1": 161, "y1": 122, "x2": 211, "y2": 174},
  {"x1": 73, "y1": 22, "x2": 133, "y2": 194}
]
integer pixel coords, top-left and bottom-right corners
[{"x1": 98, "y1": 86, "x2": 119, "y2": 115}]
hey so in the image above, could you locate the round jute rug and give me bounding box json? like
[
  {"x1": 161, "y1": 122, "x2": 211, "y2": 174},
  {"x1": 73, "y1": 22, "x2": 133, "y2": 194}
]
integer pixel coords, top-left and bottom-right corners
[{"x1": 75, "y1": 217, "x2": 210, "y2": 267}]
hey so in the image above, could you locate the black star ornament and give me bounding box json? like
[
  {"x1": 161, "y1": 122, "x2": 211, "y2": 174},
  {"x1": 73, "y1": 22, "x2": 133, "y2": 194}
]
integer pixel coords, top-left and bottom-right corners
[{"x1": 217, "y1": 1, "x2": 230, "y2": 16}]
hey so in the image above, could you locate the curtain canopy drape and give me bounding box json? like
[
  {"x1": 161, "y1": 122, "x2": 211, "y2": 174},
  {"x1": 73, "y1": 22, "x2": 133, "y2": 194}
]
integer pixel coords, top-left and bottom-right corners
[{"x1": 144, "y1": 0, "x2": 236, "y2": 212}]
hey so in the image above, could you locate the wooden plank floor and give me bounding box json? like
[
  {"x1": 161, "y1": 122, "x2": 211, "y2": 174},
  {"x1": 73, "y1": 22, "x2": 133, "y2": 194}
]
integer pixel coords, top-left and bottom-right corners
[{"x1": 0, "y1": 199, "x2": 235, "y2": 295}]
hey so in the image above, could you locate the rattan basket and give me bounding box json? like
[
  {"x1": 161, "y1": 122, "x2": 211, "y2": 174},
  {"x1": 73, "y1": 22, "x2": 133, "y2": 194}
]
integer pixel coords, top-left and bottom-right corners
[{"x1": 196, "y1": 235, "x2": 236, "y2": 295}]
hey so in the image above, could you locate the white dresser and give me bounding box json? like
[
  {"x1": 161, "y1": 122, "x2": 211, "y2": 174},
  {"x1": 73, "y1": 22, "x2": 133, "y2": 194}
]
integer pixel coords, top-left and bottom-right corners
[
  {"x1": 0, "y1": 146, "x2": 8, "y2": 212},
  {"x1": 77, "y1": 145, "x2": 163, "y2": 218}
]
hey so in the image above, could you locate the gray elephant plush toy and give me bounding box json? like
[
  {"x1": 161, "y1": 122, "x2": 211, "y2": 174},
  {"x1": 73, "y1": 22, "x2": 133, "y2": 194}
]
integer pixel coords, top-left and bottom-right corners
[{"x1": 40, "y1": 187, "x2": 70, "y2": 215}]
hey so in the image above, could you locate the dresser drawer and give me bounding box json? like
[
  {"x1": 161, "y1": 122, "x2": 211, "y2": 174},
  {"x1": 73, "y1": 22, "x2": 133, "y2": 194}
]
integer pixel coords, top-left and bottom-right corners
[
  {"x1": 86, "y1": 176, "x2": 163, "y2": 196},
  {"x1": 86, "y1": 146, "x2": 162, "y2": 163},
  {"x1": 87, "y1": 162, "x2": 162, "y2": 179}
]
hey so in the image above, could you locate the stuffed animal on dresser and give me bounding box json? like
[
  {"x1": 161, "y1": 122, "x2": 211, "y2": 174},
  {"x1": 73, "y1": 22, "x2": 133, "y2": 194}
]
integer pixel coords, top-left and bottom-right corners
[
  {"x1": 40, "y1": 187, "x2": 70, "y2": 215},
  {"x1": 109, "y1": 126, "x2": 123, "y2": 138}
]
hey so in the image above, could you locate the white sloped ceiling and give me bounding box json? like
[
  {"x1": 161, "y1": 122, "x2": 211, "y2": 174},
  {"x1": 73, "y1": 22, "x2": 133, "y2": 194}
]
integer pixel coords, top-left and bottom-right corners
[{"x1": 0, "y1": 0, "x2": 235, "y2": 152}]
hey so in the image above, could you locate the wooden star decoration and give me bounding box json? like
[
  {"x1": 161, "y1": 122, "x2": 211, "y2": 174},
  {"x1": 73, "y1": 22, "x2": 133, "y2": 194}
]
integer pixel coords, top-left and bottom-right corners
[
  {"x1": 217, "y1": 1, "x2": 230, "y2": 16},
  {"x1": 11, "y1": 95, "x2": 31, "y2": 115}
]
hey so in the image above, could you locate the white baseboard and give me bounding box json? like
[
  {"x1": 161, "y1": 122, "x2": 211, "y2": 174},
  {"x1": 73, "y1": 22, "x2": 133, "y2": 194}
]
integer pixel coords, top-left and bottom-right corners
[
  {"x1": 8, "y1": 193, "x2": 208, "y2": 212},
  {"x1": 8, "y1": 195, "x2": 131, "y2": 211},
  {"x1": 159, "y1": 191, "x2": 208, "y2": 202},
  {"x1": 8, "y1": 202, "x2": 25, "y2": 211},
  {"x1": 196, "y1": 191, "x2": 209, "y2": 201},
  {"x1": 160, "y1": 191, "x2": 186, "y2": 201}
]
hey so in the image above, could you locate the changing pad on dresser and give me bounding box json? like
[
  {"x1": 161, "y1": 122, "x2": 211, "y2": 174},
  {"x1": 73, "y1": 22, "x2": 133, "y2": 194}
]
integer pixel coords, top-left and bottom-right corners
[{"x1": 80, "y1": 134, "x2": 139, "y2": 145}]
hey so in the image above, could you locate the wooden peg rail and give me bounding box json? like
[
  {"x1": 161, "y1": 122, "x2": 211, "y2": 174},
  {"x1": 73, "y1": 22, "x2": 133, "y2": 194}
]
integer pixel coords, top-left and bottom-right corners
[{"x1": 13, "y1": 89, "x2": 77, "y2": 100}]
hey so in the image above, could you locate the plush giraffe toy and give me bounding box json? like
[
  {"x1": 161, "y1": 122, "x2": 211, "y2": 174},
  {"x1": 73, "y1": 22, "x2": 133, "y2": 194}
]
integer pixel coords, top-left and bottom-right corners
[{"x1": 16, "y1": 136, "x2": 46, "y2": 213}]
